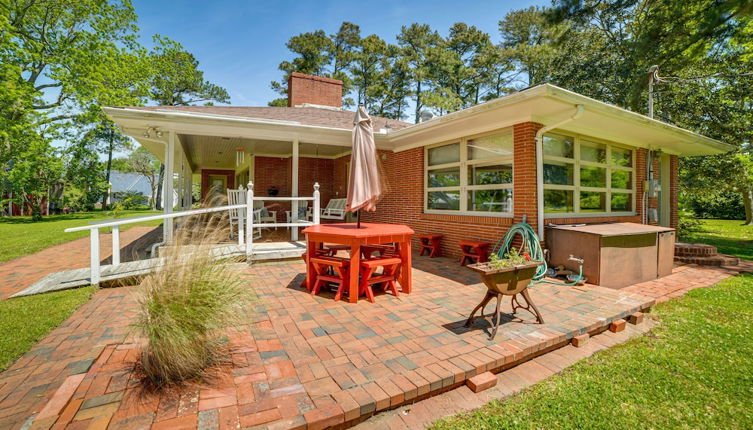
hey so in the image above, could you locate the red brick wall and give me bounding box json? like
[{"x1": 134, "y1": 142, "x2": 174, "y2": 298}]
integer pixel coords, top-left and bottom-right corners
[
  {"x1": 288, "y1": 73, "x2": 343, "y2": 108},
  {"x1": 513, "y1": 122, "x2": 542, "y2": 231},
  {"x1": 253, "y1": 156, "x2": 336, "y2": 221},
  {"x1": 299, "y1": 157, "x2": 335, "y2": 208}
]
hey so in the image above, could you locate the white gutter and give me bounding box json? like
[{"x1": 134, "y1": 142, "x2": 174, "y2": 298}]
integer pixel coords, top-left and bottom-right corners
[{"x1": 535, "y1": 104, "x2": 585, "y2": 240}]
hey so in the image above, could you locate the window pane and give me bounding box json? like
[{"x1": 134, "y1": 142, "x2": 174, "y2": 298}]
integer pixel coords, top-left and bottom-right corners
[
  {"x1": 580, "y1": 166, "x2": 606, "y2": 188},
  {"x1": 611, "y1": 193, "x2": 633, "y2": 211},
  {"x1": 468, "y1": 132, "x2": 513, "y2": 160},
  {"x1": 581, "y1": 140, "x2": 606, "y2": 163},
  {"x1": 544, "y1": 189, "x2": 574, "y2": 213},
  {"x1": 467, "y1": 189, "x2": 512, "y2": 213},
  {"x1": 469, "y1": 164, "x2": 512, "y2": 185},
  {"x1": 543, "y1": 134, "x2": 574, "y2": 158},
  {"x1": 427, "y1": 191, "x2": 460, "y2": 210},
  {"x1": 580, "y1": 191, "x2": 606, "y2": 212},
  {"x1": 611, "y1": 147, "x2": 632, "y2": 167},
  {"x1": 611, "y1": 170, "x2": 632, "y2": 189},
  {"x1": 544, "y1": 162, "x2": 574, "y2": 185},
  {"x1": 428, "y1": 143, "x2": 459, "y2": 166},
  {"x1": 427, "y1": 167, "x2": 460, "y2": 187}
]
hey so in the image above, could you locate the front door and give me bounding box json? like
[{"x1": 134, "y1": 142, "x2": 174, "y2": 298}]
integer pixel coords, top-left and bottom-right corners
[
  {"x1": 200, "y1": 169, "x2": 235, "y2": 201},
  {"x1": 208, "y1": 175, "x2": 227, "y2": 195}
]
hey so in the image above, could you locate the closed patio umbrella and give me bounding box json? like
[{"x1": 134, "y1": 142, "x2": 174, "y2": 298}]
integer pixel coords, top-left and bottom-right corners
[{"x1": 346, "y1": 106, "x2": 382, "y2": 227}]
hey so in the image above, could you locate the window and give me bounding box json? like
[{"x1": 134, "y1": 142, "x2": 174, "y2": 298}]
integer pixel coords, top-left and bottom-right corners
[
  {"x1": 425, "y1": 130, "x2": 513, "y2": 215},
  {"x1": 543, "y1": 133, "x2": 635, "y2": 216}
]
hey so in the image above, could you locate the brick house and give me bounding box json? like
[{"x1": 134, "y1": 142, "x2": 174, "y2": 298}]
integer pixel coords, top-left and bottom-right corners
[{"x1": 103, "y1": 73, "x2": 731, "y2": 258}]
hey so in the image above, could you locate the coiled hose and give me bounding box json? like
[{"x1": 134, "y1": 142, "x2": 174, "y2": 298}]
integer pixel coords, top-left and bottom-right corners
[{"x1": 491, "y1": 221, "x2": 548, "y2": 282}]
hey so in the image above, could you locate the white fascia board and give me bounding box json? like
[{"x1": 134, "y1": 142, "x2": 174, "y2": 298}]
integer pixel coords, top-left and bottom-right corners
[
  {"x1": 103, "y1": 107, "x2": 390, "y2": 149},
  {"x1": 542, "y1": 86, "x2": 733, "y2": 155}
]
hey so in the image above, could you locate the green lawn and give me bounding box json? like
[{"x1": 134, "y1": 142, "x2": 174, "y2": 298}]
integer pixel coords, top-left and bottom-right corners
[
  {"x1": 0, "y1": 209, "x2": 161, "y2": 263},
  {"x1": 0, "y1": 287, "x2": 95, "y2": 371},
  {"x1": 431, "y1": 273, "x2": 753, "y2": 429},
  {"x1": 680, "y1": 219, "x2": 753, "y2": 260}
]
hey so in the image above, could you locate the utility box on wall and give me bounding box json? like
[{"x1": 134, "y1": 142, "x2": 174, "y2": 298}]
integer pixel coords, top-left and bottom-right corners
[{"x1": 546, "y1": 222, "x2": 676, "y2": 289}]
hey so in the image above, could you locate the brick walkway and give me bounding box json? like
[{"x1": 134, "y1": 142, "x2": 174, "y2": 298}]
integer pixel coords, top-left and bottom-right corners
[
  {"x1": 0, "y1": 226, "x2": 158, "y2": 300},
  {"x1": 0, "y1": 256, "x2": 747, "y2": 430},
  {"x1": 623, "y1": 260, "x2": 753, "y2": 302}
]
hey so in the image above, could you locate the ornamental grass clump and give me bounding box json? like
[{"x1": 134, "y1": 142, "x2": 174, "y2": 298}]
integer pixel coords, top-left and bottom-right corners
[{"x1": 135, "y1": 207, "x2": 254, "y2": 386}]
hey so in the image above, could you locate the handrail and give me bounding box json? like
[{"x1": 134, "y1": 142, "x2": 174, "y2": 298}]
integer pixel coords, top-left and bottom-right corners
[
  {"x1": 65, "y1": 181, "x2": 320, "y2": 287},
  {"x1": 66, "y1": 204, "x2": 246, "y2": 232}
]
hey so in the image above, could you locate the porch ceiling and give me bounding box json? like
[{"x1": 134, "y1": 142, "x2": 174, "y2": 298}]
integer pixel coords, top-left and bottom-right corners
[{"x1": 181, "y1": 134, "x2": 349, "y2": 170}]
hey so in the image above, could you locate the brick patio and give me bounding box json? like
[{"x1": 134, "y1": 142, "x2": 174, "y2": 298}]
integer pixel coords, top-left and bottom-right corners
[{"x1": 0, "y1": 255, "x2": 747, "y2": 430}]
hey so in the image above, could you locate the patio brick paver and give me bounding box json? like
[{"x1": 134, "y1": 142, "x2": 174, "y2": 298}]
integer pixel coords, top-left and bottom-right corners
[
  {"x1": 0, "y1": 255, "x2": 748, "y2": 430},
  {"x1": 0, "y1": 226, "x2": 159, "y2": 300}
]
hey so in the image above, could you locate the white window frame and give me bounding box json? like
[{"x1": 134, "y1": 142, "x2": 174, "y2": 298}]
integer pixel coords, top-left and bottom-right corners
[
  {"x1": 543, "y1": 132, "x2": 636, "y2": 218},
  {"x1": 424, "y1": 130, "x2": 514, "y2": 217}
]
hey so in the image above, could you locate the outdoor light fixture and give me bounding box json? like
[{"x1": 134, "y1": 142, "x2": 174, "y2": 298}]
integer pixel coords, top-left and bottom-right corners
[{"x1": 143, "y1": 126, "x2": 164, "y2": 139}]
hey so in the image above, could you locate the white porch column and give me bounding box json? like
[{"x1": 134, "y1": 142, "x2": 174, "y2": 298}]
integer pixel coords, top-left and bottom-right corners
[
  {"x1": 164, "y1": 131, "x2": 175, "y2": 242},
  {"x1": 291, "y1": 138, "x2": 299, "y2": 241}
]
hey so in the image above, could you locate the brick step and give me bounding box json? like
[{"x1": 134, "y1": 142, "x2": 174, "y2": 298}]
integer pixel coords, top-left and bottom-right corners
[
  {"x1": 674, "y1": 242, "x2": 717, "y2": 257},
  {"x1": 675, "y1": 254, "x2": 739, "y2": 266}
]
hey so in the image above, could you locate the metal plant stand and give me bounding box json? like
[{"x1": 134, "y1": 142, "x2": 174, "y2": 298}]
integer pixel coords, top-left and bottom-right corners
[{"x1": 465, "y1": 261, "x2": 544, "y2": 340}]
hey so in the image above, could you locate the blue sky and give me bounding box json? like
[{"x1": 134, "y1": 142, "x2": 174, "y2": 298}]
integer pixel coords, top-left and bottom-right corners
[{"x1": 133, "y1": 0, "x2": 545, "y2": 107}]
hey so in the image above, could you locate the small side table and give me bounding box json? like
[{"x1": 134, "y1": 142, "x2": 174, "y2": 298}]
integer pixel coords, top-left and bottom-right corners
[
  {"x1": 459, "y1": 240, "x2": 491, "y2": 266},
  {"x1": 419, "y1": 234, "x2": 443, "y2": 258}
]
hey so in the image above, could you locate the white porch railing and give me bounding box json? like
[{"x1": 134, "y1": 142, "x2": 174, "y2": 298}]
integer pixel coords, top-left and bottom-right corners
[{"x1": 65, "y1": 182, "x2": 321, "y2": 286}]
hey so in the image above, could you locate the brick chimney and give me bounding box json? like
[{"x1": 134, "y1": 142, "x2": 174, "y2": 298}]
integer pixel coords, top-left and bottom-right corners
[{"x1": 287, "y1": 72, "x2": 342, "y2": 108}]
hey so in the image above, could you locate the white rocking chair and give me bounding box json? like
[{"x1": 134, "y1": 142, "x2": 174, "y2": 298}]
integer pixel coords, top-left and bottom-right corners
[
  {"x1": 320, "y1": 198, "x2": 347, "y2": 220},
  {"x1": 227, "y1": 187, "x2": 246, "y2": 239},
  {"x1": 253, "y1": 200, "x2": 277, "y2": 229}
]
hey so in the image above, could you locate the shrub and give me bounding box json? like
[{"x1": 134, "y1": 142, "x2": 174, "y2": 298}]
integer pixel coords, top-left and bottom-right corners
[
  {"x1": 113, "y1": 191, "x2": 149, "y2": 209},
  {"x1": 678, "y1": 213, "x2": 704, "y2": 238},
  {"x1": 134, "y1": 209, "x2": 253, "y2": 385},
  {"x1": 680, "y1": 190, "x2": 744, "y2": 220}
]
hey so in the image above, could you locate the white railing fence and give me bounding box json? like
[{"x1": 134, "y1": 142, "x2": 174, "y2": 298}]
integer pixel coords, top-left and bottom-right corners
[{"x1": 65, "y1": 181, "x2": 321, "y2": 286}]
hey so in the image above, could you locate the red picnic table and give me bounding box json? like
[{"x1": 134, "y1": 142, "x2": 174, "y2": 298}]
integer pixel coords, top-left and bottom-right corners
[{"x1": 301, "y1": 223, "x2": 415, "y2": 303}]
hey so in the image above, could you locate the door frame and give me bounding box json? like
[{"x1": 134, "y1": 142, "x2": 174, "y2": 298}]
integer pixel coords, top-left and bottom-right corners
[{"x1": 200, "y1": 169, "x2": 235, "y2": 200}]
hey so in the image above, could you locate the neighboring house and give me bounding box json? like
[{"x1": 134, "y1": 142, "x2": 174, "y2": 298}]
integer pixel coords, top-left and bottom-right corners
[
  {"x1": 108, "y1": 170, "x2": 154, "y2": 202},
  {"x1": 103, "y1": 72, "x2": 732, "y2": 258}
]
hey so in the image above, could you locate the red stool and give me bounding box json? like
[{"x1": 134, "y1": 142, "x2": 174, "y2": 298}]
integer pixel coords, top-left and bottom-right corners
[
  {"x1": 310, "y1": 256, "x2": 350, "y2": 298},
  {"x1": 458, "y1": 240, "x2": 491, "y2": 266},
  {"x1": 419, "y1": 234, "x2": 443, "y2": 258},
  {"x1": 357, "y1": 257, "x2": 402, "y2": 303},
  {"x1": 301, "y1": 249, "x2": 331, "y2": 290},
  {"x1": 361, "y1": 244, "x2": 398, "y2": 259}
]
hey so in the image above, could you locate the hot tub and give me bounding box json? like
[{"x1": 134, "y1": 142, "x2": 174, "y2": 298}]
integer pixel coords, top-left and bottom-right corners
[{"x1": 546, "y1": 222, "x2": 675, "y2": 289}]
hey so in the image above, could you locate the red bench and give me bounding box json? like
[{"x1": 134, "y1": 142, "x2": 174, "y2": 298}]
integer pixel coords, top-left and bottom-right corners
[
  {"x1": 358, "y1": 257, "x2": 402, "y2": 303},
  {"x1": 458, "y1": 240, "x2": 492, "y2": 266},
  {"x1": 419, "y1": 234, "x2": 443, "y2": 258}
]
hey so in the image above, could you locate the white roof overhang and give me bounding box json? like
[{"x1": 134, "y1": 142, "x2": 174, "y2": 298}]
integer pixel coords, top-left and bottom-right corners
[{"x1": 385, "y1": 84, "x2": 732, "y2": 156}]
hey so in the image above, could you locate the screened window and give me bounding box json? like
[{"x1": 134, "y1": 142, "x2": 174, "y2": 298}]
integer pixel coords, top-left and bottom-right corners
[
  {"x1": 543, "y1": 134, "x2": 635, "y2": 215},
  {"x1": 425, "y1": 130, "x2": 513, "y2": 215}
]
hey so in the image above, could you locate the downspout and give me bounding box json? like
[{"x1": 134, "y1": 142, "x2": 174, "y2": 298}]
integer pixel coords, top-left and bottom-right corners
[{"x1": 535, "y1": 104, "x2": 585, "y2": 240}]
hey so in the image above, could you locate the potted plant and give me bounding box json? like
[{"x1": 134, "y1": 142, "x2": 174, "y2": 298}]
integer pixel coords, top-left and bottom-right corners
[{"x1": 465, "y1": 248, "x2": 544, "y2": 340}]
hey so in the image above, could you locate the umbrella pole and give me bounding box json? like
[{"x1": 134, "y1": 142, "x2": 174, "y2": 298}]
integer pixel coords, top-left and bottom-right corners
[{"x1": 356, "y1": 210, "x2": 361, "y2": 228}]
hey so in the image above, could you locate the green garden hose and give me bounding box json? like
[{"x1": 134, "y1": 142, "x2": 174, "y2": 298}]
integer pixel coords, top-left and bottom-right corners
[
  {"x1": 492, "y1": 221, "x2": 584, "y2": 285},
  {"x1": 492, "y1": 221, "x2": 548, "y2": 281}
]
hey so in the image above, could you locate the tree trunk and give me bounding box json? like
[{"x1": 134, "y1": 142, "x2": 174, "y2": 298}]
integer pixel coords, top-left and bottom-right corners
[
  {"x1": 155, "y1": 164, "x2": 165, "y2": 210},
  {"x1": 101, "y1": 129, "x2": 114, "y2": 210},
  {"x1": 743, "y1": 186, "x2": 753, "y2": 225}
]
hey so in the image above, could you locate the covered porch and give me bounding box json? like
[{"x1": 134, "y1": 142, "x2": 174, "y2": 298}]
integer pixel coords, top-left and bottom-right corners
[{"x1": 102, "y1": 106, "x2": 372, "y2": 245}]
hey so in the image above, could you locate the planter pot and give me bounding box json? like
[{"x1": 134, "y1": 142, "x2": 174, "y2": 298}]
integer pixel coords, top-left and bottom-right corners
[{"x1": 465, "y1": 261, "x2": 544, "y2": 340}]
